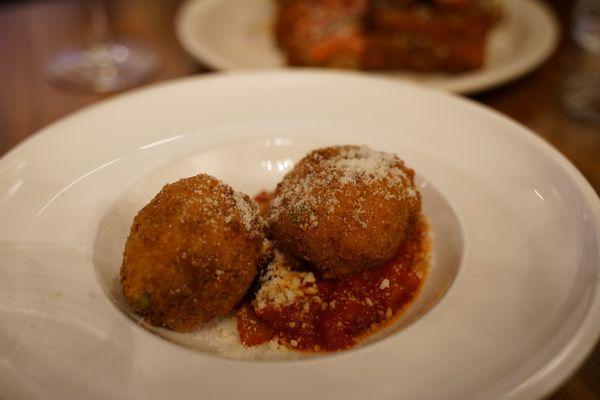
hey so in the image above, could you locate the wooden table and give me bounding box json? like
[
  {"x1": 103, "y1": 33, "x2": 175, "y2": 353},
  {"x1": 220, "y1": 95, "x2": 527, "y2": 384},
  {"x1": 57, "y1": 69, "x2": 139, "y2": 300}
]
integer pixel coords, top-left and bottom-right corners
[{"x1": 0, "y1": 0, "x2": 598, "y2": 399}]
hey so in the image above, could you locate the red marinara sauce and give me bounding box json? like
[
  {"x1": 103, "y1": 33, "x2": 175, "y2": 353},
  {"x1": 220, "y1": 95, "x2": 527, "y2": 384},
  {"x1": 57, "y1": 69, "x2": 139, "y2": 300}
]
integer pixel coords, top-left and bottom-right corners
[{"x1": 237, "y1": 191, "x2": 429, "y2": 352}]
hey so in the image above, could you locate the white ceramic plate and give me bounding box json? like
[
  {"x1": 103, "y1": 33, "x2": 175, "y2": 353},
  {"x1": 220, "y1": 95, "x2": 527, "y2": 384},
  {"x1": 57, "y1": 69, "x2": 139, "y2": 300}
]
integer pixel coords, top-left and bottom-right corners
[
  {"x1": 0, "y1": 71, "x2": 599, "y2": 400},
  {"x1": 175, "y1": 0, "x2": 560, "y2": 94}
]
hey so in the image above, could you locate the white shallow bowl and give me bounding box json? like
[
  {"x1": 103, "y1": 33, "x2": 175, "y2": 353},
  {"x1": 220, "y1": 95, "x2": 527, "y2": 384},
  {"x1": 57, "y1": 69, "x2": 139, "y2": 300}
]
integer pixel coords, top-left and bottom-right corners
[
  {"x1": 0, "y1": 71, "x2": 599, "y2": 400},
  {"x1": 175, "y1": 0, "x2": 560, "y2": 94}
]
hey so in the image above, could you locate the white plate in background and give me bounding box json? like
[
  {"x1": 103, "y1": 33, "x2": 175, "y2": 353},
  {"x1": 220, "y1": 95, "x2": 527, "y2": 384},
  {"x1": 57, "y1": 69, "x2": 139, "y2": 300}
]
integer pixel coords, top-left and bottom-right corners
[
  {"x1": 0, "y1": 71, "x2": 599, "y2": 400},
  {"x1": 176, "y1": 0, "x2": 560, "y2": 94}
]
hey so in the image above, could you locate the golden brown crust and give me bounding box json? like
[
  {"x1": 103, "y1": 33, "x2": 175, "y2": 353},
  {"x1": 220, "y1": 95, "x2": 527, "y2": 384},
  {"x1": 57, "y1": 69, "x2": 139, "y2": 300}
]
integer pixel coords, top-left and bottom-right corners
[
  {"x1": 268, "y1": 145, "x2": 421, "y2": 279},
  {"x1": 120, "y1": 174, "x2": 266, "y2": 332}
]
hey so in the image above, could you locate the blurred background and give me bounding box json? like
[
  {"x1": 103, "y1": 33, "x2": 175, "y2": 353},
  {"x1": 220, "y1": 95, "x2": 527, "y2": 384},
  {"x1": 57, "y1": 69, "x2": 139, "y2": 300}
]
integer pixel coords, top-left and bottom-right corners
[
  {"x1": 0, "y1": 0, "x2": 598, "y2": 194},
  {"x1": 0, "y1": 0, "x2": 599, "y2": 398}
]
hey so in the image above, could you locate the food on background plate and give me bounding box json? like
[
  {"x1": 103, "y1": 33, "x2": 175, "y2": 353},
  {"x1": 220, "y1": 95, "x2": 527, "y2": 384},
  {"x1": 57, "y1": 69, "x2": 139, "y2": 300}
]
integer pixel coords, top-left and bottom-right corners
[
  {"x1": 120, "y1": 145, "x2": 430, "y2": 354},
  {"x1": 275, "y1": 0, "x2": 368, "y2": 69},
  {"x1": 120, "y1": 174, "x2": 269, "y2": 332},
  {"x1": 275, "y1": 0, "x2": 501, "y2": 72}
]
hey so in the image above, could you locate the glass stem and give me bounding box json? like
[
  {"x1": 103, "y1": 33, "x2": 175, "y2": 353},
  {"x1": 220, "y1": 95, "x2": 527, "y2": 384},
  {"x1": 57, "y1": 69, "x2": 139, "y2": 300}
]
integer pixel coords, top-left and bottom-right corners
[
  {"x1": 86, "y1": 0, "x2": 117, "y2": 85},
  {"x1": 89, "y1": 0, "x2": 110, "y2": 43}
]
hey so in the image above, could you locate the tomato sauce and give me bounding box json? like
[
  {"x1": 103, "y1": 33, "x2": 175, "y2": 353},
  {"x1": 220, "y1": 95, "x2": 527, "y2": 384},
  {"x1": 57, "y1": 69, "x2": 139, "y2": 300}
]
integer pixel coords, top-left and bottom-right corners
[{"x1": 236, "y1": 191, "x2": 428, "y2": 352}]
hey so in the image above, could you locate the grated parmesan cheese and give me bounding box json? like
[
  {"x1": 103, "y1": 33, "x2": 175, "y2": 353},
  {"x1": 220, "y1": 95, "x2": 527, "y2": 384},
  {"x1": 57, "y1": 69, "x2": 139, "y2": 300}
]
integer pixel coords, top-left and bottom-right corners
[
  {"x1": 269, "y1": 145, "x2": 419, "y2": 232},
  {"x1": 234, "y1": 191, "x2": 259, "y2": 233},
  {"x1": 253, "y1": 251, "x2": 318, "y2": 310}
]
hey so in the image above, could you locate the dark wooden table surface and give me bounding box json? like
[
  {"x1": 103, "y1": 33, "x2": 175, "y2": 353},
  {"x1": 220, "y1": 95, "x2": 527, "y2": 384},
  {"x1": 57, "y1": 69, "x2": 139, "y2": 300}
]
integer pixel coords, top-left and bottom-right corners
[{"x1": 0, "y1": 0, "x2": 598, "y2": 399}]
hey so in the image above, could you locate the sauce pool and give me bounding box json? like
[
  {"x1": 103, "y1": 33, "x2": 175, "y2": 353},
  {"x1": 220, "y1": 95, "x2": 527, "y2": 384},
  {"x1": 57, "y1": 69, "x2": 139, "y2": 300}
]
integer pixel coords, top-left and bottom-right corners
[{"x1": 237, "y1": 191, "x2": 429, "y2": 352}]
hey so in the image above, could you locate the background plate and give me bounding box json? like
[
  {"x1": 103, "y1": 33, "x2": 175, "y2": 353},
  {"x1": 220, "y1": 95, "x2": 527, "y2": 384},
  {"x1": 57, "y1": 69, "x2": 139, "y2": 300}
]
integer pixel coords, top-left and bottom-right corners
[{"x1": 176, "y1": 0, "x2": 560, "y2": 94}]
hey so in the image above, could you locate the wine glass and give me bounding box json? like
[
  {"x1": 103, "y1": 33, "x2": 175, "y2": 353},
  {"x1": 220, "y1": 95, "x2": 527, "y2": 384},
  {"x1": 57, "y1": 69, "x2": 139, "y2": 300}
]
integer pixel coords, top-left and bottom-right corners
[
  {"x1": 562, "y1": 0, "x2": 600, "y2": 123},
  {"x1": 46, "y1": 0, "x2": 160, "y2": 93}
]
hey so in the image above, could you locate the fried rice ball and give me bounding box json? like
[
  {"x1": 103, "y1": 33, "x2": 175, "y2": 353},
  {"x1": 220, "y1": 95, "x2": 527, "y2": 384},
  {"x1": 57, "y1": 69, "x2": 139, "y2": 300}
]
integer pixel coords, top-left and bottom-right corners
[
  {"x1": 268, "y1": 145, "x2": 421, "y2": 279},
  {"x1": 120, "y1": 174, "x2": 269, "y2": 332}
]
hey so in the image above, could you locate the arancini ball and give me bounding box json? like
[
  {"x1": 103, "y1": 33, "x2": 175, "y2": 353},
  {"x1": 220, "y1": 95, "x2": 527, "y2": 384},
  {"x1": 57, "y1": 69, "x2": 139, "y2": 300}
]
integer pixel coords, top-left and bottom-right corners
[
  {"x1": 268, "y1": 145, "x2": 421, "y2": 279},
  {"x1": 121, "y1": 174, "x2": 269, "y2": 331}
]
